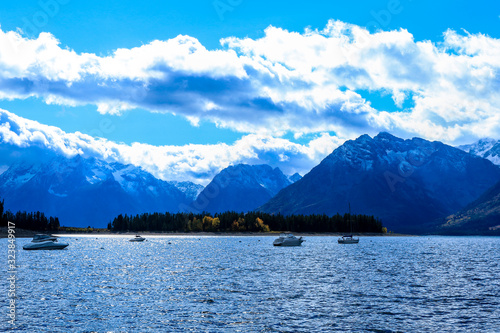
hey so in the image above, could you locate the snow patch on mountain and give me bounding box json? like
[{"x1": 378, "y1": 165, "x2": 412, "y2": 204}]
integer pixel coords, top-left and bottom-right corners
[
  {"x1": 15, "y1": 172, "x2": 37, "y2": 186},
  {"x1": 458, "y1": 138, "x2": 500, "y2": 166},
  {"x1": 171, "y1": 181, "x2": 204, "y2": 201},
  {"x1": 0, "y1": 163, "x2": 40, "y2": 189},
  {"x1": 458, "y1": 138, "x2": 497, "y2": 155},
  {"x1": 147, "y1": 185, "x2": 157, "y2": 195},
  {"x1": 87, "y1": 168, "x2": 108, "y2": 184},
  {"x1": 490, "y1": 155, "x2": 500, "y2": 165},
  {"x1": 48, "y1": 185, "x2": 68, "y2": 198}
]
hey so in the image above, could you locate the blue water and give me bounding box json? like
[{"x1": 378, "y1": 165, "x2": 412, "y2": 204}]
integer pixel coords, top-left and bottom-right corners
[{"x1": 2, "y1": 236, "x2": 500, "y2": 332}]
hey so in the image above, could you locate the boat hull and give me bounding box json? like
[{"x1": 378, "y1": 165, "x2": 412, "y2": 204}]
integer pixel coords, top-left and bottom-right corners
[
  {"x1": 273, "y1": 242, "x2": 303, "y2": 246},
  {"x1": 273, "y1": 239, "x2": 304, "y2": 246},
  {"x1": 23, "y1": 241, "x2": 69, "y2": 250},
  {"x1": 338, "y1": 239, "x2": 359, "y2": 244}
]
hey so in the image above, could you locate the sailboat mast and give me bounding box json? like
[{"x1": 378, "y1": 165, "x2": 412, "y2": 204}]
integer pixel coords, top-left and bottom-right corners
[{"x1": 349, "y1": 202, "x2": 352, "y2": 234}]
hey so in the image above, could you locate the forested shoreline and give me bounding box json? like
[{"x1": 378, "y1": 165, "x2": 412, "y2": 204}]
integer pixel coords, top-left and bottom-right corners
[
  {"x1": 109, "y1": 211, "x2": 384, "y2": 233},
  {"x1": 0, "y1": 199, "x2": 60, "y2": 231},
  {"x1": 1, "y1": 198, "x2": 384, "y2": 233}
]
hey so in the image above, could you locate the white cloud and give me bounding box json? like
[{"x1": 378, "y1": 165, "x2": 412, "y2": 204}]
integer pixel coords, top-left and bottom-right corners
[
  {"x1": 0, "y1": 109, "x2": 342, "y2": 184},
  {"x1": 0, "y1": 20, "x2": 499, "y2": 142}
]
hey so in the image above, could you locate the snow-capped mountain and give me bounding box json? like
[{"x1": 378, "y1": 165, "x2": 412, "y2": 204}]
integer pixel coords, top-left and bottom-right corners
[
  {"x1": 0, "y1": 153, "x2": 198, "y2": 228},
  {"x1": 170, "y1": 181, "x2": 204, "y2": 201},
  {"x1": 191, "y1": 164, "x2": 291, "y2": 213},
  {"x1": 458, "y1": 138, "x2": 500, "y2": 165},
  {"x1": 260, "y1": 132, "x2": 500, "y2": 233}
]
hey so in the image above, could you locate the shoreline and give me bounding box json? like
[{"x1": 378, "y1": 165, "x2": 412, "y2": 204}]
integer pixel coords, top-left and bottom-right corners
[{"x1": 0, "y1": 227, "x2": 410, "y2": 238}]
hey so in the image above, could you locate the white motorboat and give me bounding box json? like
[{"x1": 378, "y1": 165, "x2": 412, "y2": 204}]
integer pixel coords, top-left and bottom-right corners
[
  {"x1": 273, "y1": 233, "x2": 304, "y2": 246},
  {"x1": 129, "y1": 235, "x2": 146, "y2": 242},
  {"x1": 337, "y1": 235, "x2": 359, "y2": 244},
  {"x1": 23, "y1": 235, "x2": 69, "y2": 250}
]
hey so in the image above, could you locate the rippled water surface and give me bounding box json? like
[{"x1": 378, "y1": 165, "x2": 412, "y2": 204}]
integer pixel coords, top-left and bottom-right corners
[{"x1": 2, "y1": 236, "x2": 500, "y2": 332}]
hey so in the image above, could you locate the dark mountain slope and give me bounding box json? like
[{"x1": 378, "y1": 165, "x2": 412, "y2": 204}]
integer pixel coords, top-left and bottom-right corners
[
  {"x1": 192, "y1": 164, "x2": 291, "y2": 213},
  {"x1": 260, "y1": 133, "x2": 500, "y2": 233}
]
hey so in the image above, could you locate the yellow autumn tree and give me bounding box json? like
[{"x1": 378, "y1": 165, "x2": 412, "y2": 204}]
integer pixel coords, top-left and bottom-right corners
[
  {"x1": 255, "y1": 217, "x2": 270, "y2": 232},
  {"x1": 231, "y1": 220, "x2": 240, "y2": 231},
  {"x1": 212, "y1": 217, "x2": 220, "y2": 231},
  {"x1": 237, "y1": 217, "x2": 246, "y2": 231},
  {"x1": 202, "y1": 216, "x2": 213, "y2": 231},
  {"x1": 231, "y1": 217, "x2": 246, "y2": 231}
]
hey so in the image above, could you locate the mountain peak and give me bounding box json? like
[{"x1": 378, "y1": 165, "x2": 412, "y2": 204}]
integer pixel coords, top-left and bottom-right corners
[
  {"x1": 230, "y1": 163, "x2": 272, "y2": 171},
  {"x1": 478, "y1": 138, "x2": 497, "y2": 144},
  {"x1": 356, "y1": 134, "x2": 373, "y2": 142},
  {"x1": 289, "y1": 173, "x2": 302, "y2": 183},
  {"x1": 374, "y1": 132, "x2": 403, "y2": 142},
  {"x1": 193, "y1": 163, "x2": 291, "y2": 213}
]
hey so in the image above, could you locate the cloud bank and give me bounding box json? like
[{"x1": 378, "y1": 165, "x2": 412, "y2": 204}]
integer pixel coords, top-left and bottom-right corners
[
  {"x1": 0, "y1": 109, "x2": 341, "y2": 184},
  {"x1": 0, "y1": 20, "x2": 499, "y2": 142}
]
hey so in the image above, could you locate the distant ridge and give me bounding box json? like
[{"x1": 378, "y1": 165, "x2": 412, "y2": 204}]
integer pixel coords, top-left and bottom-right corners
[
  {"x1": 441, "y1": 180, "x2": 500, "y2": 235},
  {"x1": 0, "y1": 150, "x2": 197, "y2": 228},
  {"x1": 458, "y1": 138, "x2": 500, "y2": 165},
  {"x1": 289, "y1": 173, "x2": 302, "y2": 183},
  {"x1": 191, "y1": 164, "x2": 291, "y2": 213}
]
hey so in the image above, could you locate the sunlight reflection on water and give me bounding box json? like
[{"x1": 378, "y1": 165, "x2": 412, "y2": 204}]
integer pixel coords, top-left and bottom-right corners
[{"x1": 2, "y1": 236, "x2": 499, "y2": 332}]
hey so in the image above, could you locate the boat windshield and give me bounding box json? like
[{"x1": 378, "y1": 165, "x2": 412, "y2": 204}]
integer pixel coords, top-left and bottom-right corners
[{"x1": 33, "y1": 234, "x2": 56, "y2": 240}]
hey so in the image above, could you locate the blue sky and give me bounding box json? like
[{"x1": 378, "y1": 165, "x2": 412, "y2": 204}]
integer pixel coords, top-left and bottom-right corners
[{"x1": 0, "y1": 0, "x2": 499, "y2": 183}]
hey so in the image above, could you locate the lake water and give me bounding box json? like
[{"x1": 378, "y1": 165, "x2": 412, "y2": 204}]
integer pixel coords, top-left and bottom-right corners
[{"x1": 2, "y1": 236, "x2": 500, "y2": 332}]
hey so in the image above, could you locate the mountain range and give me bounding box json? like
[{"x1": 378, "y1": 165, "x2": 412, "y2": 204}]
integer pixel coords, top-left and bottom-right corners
[
  {"x1": 0, "y1": 147, "x2": 199, "y2": 228},
  {"x1": 259, "y1": 133, "x2": 500, "y2": 233},
  {"x1": 1, "y1": 133, "x2": 500, "y2": 233}
]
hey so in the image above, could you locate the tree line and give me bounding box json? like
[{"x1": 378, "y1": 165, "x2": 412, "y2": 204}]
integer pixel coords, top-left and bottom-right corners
[
  {"x1": 0, "y1": 197, "x2": 384, "y2": 233},
  {"x1": 109, "y1": 210, "x2": 384, "y2": 233},
  {"x1": 0, "y1": 199, "x2": 60, "y2": 231}
]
